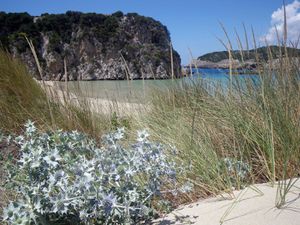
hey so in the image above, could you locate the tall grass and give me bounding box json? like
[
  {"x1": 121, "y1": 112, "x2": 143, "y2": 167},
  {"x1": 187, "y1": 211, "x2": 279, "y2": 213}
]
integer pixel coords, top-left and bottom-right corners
[
  {"x1": 0, "y1": 50, "x2": 110, "y2": 136},
  {"x1": 138, "y1": 35, "x2": 300, "y2": 206},
  {"x1": 0, "y1": 50, "x2": 50, "y2": 132}
]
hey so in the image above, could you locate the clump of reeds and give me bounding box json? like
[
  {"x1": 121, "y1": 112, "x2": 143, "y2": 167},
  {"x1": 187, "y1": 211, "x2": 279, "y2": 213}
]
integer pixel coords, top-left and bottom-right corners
[{"x1": 139, "y1": 12, "x2": 300, "y2": 208}]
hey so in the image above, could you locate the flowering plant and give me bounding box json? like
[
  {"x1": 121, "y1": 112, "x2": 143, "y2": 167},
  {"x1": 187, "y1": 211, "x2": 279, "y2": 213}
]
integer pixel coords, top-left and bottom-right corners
[
  {"x1": 219, "y1": 157, "x2": 251, "y2": 188},
  {"x1": 2, "y1": 121, "x2": 189, "y2": 224}
]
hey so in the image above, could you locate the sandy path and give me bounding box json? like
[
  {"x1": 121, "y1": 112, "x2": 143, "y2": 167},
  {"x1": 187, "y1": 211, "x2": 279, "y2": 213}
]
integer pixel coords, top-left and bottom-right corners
[{"x1": 153, "y1": 179, "x2": 300, "y2": 225}]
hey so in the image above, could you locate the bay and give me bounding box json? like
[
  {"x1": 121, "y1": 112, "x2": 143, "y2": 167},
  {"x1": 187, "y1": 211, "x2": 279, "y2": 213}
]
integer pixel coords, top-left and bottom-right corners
[{"x1": 57, "y1": 68, "x2": 259, "y2": 103}]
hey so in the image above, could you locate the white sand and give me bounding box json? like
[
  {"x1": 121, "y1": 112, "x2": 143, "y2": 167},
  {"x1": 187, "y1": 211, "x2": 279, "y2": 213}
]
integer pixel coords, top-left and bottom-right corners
[
  {"x1": 80, "y1": 97, "x2": 149, "y2": 116},
  {"x1": 153, "y1": 179, "x2": 300, "y2": 225}
]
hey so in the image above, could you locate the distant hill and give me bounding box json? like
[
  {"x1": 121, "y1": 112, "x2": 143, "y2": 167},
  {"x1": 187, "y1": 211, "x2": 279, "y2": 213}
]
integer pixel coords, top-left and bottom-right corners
[{"x1": 198, "y1": 46, "x2": 300, "y2": 63}]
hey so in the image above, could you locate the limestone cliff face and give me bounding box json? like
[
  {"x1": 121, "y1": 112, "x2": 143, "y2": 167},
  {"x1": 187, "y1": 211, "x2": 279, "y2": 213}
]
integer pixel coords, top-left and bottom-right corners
[{"x1": 1, "y1": 11, "x2": 181, "y2": 80}]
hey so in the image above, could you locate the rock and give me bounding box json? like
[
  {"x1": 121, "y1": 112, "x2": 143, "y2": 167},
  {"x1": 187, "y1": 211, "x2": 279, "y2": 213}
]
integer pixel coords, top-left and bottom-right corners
[{"x1": 1, "y1": 11, "x2": 181, "y2": 80}]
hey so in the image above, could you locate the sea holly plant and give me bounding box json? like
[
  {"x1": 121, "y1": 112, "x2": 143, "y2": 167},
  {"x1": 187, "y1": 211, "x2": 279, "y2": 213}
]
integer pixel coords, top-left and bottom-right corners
[
  {"x1": 2, "y1": 121, "x2": 190, "y2": 224},
  {"x1": 219, "y1": 157, "x2": 251, "y2": 189}
]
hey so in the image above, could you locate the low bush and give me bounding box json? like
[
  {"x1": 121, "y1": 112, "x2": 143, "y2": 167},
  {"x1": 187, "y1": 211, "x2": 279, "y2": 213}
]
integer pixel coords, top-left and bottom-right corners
[{"x1": 2, "y1": 121, "x2": 190, "y2": 224}]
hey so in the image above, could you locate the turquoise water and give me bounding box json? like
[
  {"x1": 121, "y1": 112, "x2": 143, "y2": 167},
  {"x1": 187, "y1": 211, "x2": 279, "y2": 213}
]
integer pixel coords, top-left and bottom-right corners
[{"x1": 58, "y1": 68, "x2": 259, "y2": 102}]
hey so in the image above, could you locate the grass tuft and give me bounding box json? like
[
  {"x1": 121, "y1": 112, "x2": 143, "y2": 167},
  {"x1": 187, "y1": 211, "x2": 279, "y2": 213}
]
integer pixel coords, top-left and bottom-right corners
[{"x1": 0, "y1": 49, "x2": 110, "y2": 137}]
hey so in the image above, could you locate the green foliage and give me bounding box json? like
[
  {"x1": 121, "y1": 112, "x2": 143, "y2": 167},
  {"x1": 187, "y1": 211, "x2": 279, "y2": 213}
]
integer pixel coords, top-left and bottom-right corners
[
  {"x1": 0, "y1": 11, "x2": 126, "y2": 54},
  {"x1": 48, "y1": 31, "x2": 61, "y2": 53},
  {"x1": 219, "y1": 158, "x2": 251, "y2": 189},
  {"x1": 0, "y1": 12, "x2": 32, "y2": 34},
  {"x1": 0, "y1": 12, "x2": 40, "y2": 52},
  {"x1": 36, "y1": 13, "x2": 74, "y2": 46},
  {"x1": 112, "y1": 11, "x2": 124, "y2": 18},
  {"x1": 79, "y1": 13, "x2": 107, "y2": 27},
  {"x1": 95, "y1": 16, "x2": 119, "y2": 41},
  {"x1": 111, "y1": 112, "x2": 131, "y2": 130},
  {"x1": 198, "y1": 46, "x2": 300, "y2": 62},
  {"x1": 65, "y1": 11, "x2": 82, "y2": 23}
]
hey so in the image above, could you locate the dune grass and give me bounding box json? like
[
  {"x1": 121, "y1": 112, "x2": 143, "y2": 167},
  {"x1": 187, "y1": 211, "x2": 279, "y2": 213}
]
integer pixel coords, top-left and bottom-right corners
[
  {"x1": 137, "y1": 40, "x2": 300, "y2": 207},
  {"x1": 134, "y1": 9, "x2": 300, "y2": 209},
  {"x1": 0, "y1": 50, "x2": 111, "y2": 137}
]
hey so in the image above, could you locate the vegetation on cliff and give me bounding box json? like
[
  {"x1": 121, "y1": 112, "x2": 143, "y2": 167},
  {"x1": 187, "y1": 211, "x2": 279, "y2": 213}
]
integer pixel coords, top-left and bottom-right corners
[
  {"x1": 0, "y1": 11, "x2": 166, "y2": 53},
  {"x1": 198, "y1": 46, "x2": 300, "y2": 62},
  {"x1": 0, "y1": 11, "x2": 181, "y2": 80}
]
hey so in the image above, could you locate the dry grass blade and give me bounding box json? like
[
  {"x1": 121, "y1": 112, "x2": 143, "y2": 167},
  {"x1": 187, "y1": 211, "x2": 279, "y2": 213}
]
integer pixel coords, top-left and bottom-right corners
[
  {"x1": 243, "y1": 23, "x2": 250, "y2": 58},
  {"x1": 235, "y1": 28, "x2": 245, "y2": 64},
  {"x1": 24, "y1": 35, "x2": 55, "y2": 127}
]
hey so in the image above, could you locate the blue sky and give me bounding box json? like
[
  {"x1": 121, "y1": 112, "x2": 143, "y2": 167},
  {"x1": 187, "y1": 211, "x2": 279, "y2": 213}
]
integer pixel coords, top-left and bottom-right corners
[{"x1": 0, "y1": 0, "x2": 296, "y2": 64}]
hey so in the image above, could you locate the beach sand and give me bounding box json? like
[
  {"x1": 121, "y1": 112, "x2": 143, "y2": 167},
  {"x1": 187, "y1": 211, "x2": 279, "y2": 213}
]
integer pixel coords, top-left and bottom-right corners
[
  {"x1": 39, "y1": 80, "x2": 149, "y2": 116},
  {"x1": 153, "y1": 179, "x2": 300, "y2": 225}
]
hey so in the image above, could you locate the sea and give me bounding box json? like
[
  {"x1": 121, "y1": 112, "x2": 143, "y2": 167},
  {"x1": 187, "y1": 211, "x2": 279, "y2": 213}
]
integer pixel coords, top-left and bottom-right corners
[{"x1": 57, "y1": 68, "x2": 259, "y2": 103}]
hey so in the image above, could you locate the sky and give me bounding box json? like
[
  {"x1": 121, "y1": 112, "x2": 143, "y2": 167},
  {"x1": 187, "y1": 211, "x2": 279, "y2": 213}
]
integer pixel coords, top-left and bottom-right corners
[{"x1": 1, "y1": 0, "x2": 299, "y2": 64}]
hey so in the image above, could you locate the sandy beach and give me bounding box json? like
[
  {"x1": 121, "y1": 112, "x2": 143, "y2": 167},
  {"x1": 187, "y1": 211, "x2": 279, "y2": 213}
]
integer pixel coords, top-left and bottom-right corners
[
  {"x1": 39, "y1": 80, "x2": 149, "y2": 116},
  {"x1": 153, "y1": 179, "x2": 300, "y2": 225}
]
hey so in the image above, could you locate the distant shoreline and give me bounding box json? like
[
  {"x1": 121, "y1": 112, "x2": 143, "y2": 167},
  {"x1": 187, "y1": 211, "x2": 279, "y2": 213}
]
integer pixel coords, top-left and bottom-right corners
[{"x1": 182, "y1": 67, "x2": 258, "y2": 75}]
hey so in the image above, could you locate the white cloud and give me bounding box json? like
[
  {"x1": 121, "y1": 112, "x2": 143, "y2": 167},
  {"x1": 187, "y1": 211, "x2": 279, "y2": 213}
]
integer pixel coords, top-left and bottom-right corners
[{"x1": 262, "y1": 0, "x2": 300, "y2": 45}]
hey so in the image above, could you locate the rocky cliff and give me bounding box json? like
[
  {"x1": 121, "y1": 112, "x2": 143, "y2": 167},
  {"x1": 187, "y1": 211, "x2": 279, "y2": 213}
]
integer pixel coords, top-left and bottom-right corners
[{"x1": 0, "y1": 11, "x2": 181, "y2": 80}]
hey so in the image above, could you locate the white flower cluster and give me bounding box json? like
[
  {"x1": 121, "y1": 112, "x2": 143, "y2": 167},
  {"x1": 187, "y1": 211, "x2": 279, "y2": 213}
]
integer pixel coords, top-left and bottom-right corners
[{"x1": 2, "y1": 121, "x2": 188, "y2": 224}]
